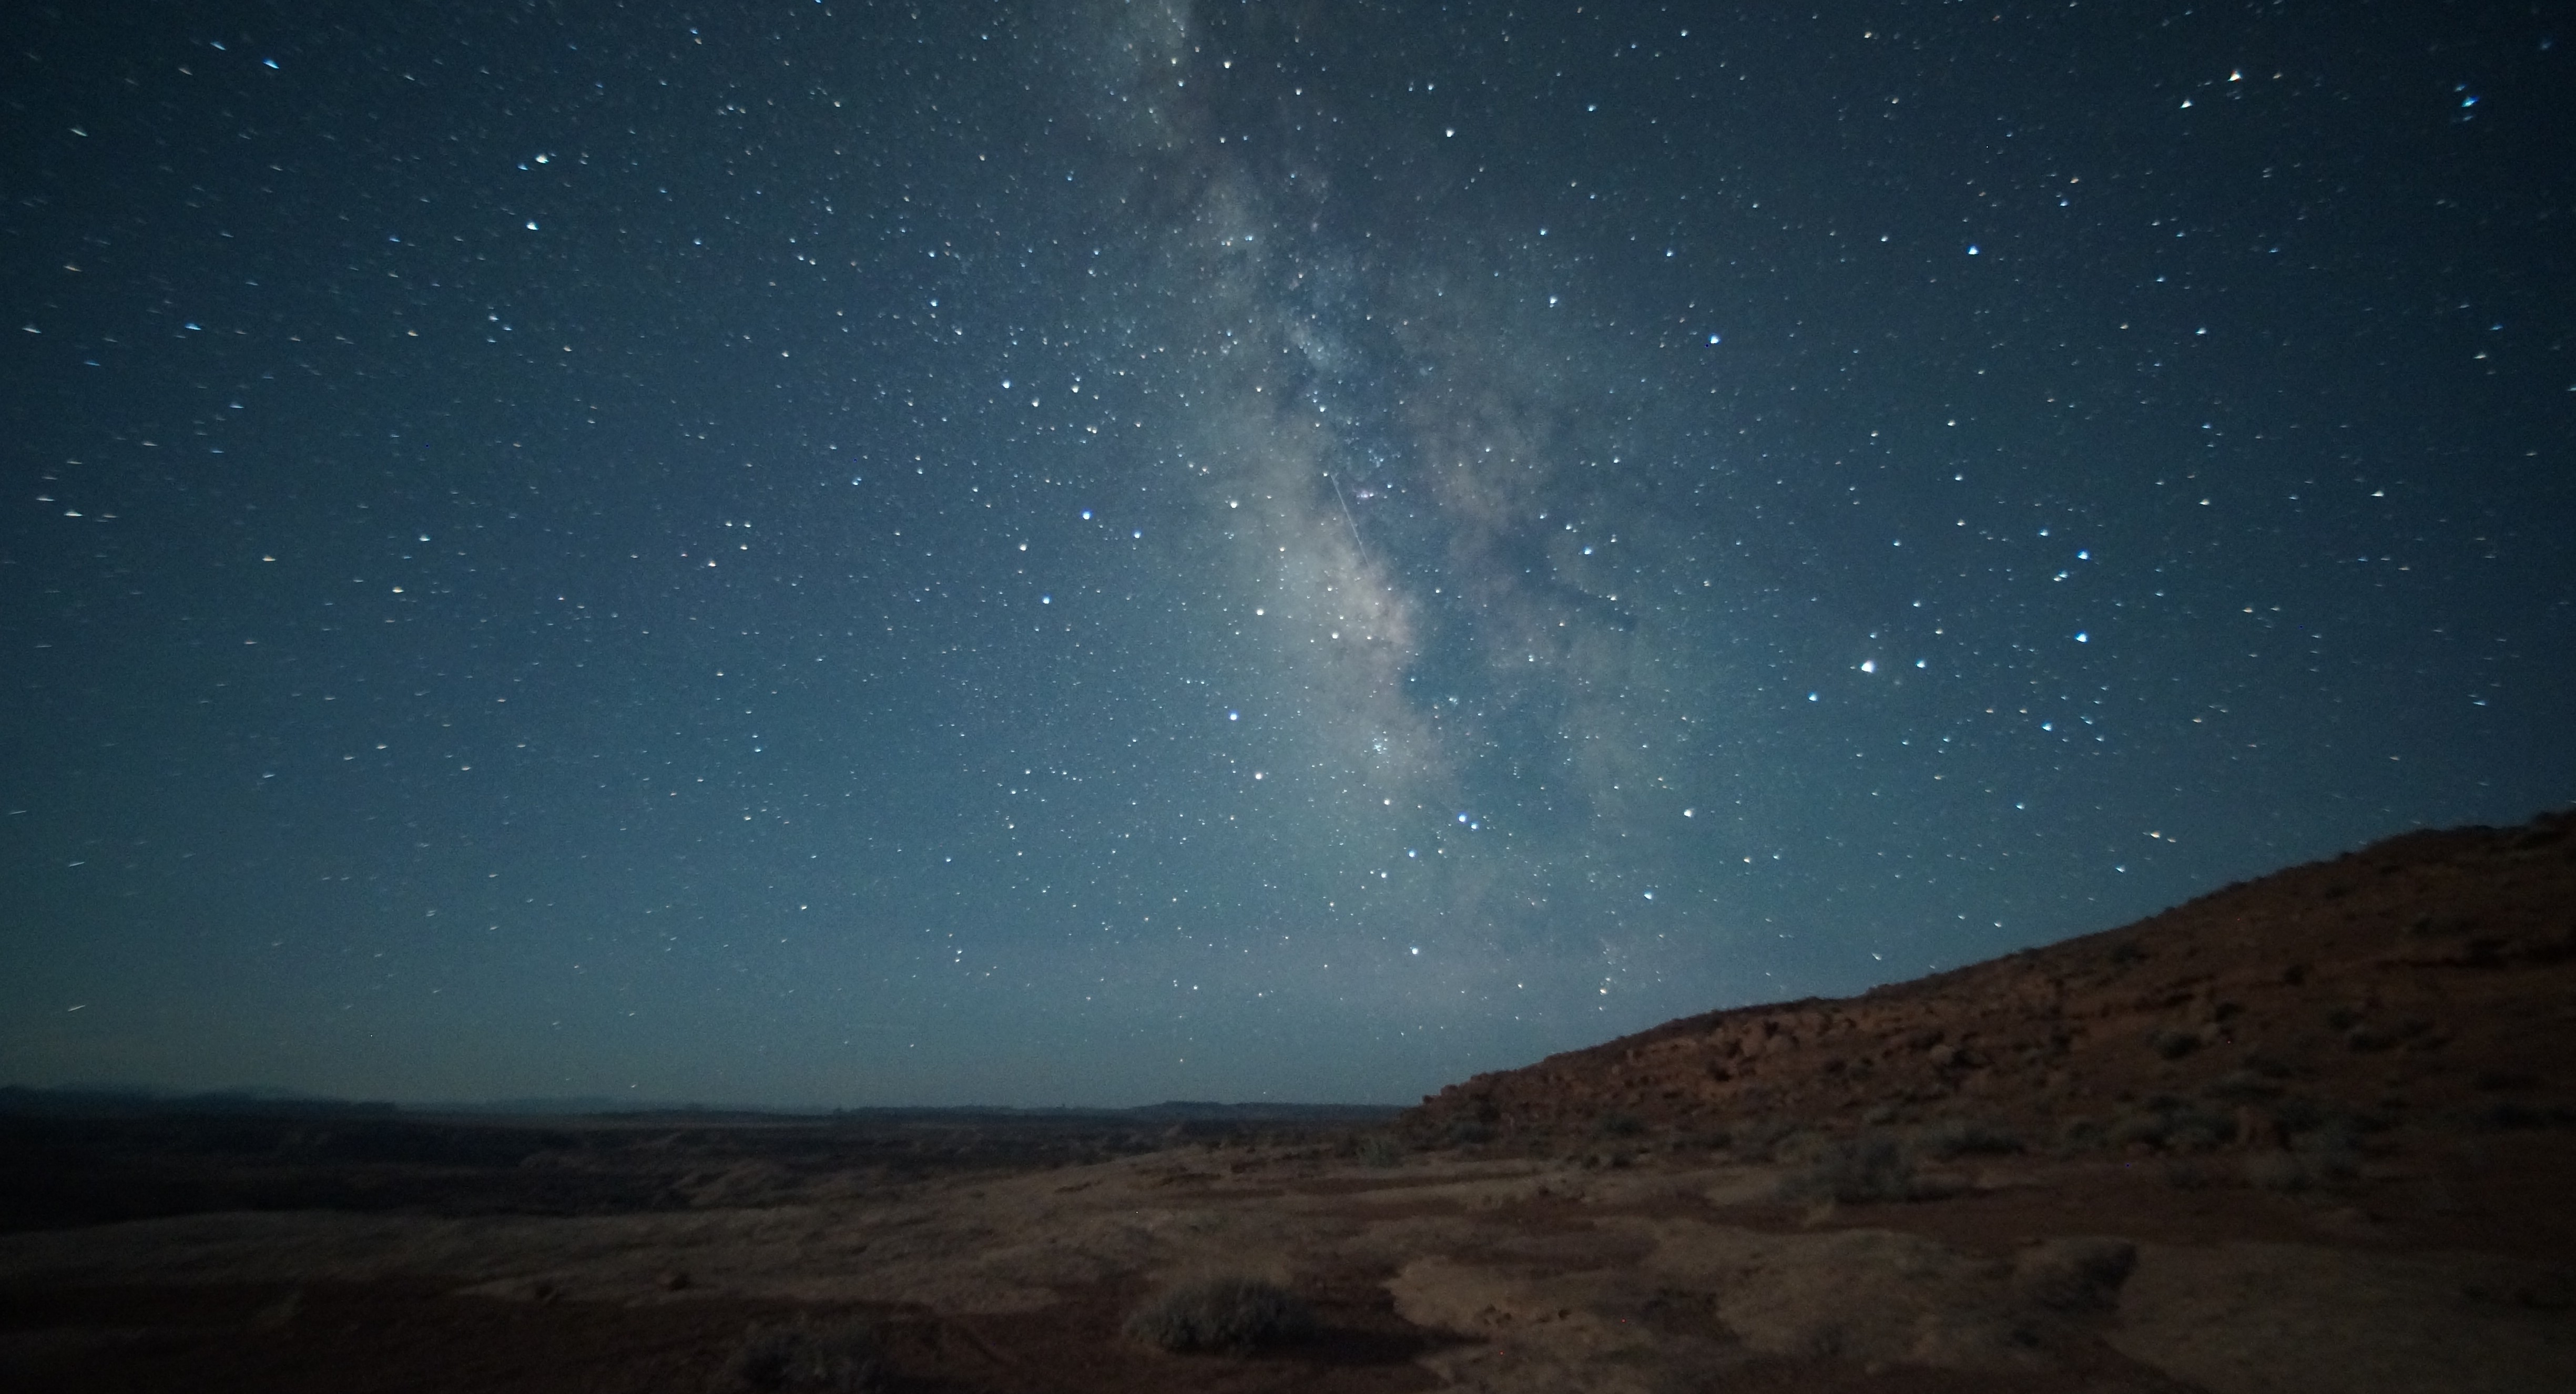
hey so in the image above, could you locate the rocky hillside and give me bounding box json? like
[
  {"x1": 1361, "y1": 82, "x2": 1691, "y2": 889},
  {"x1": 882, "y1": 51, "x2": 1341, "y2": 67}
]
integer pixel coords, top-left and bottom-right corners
[{"x1": 1406, "y1": 809, "x2": 2576, "y2": 1159}]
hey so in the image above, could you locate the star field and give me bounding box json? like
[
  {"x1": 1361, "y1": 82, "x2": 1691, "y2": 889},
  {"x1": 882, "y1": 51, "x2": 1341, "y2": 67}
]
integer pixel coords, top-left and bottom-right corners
[{"x1": 4, "y1": 1, "x2": 2571, "y2": 1106}]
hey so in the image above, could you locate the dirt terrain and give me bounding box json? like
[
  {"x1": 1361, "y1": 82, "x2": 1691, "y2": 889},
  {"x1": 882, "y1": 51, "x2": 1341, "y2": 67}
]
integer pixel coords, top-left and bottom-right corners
[{"x1": 3, "y1": 812, "x2": 2572, "y2": 1392}]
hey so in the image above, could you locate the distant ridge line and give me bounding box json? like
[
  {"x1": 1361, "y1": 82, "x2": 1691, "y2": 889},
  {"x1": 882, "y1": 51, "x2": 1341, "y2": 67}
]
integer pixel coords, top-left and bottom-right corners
[{"x1": 0, "y1": 1084, "x2": 1400, "y2": 1123}]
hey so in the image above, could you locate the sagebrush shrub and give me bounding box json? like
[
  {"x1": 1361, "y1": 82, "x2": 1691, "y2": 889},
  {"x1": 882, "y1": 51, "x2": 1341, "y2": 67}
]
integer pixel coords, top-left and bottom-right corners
[
  {"x1": 1775, "y1": 1134, "x2": 1949, "y2": 1204},
  {"x1": 2242, "y1": 1150, "x2": 2309, "y2": 1192},
  {"x1": 1123, "y1": 1276, "x2": 1315, "y2": 1353},
  {"x1": 1916, "y1": 1117, "x2": 2021, "y2": 1158},
  {"x1": 2011, "y1": 1236, "x2": 2137, "y2": 1311},
  {"x1": 716, "y1": 1318, "x2": 883, "y2": 1393}
]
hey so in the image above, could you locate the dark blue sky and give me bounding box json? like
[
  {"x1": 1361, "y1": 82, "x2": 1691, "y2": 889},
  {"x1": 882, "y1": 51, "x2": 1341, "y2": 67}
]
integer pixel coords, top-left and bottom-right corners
[{"x1": 5, "y1": 1, "x2": 2570, "y2": 1107}]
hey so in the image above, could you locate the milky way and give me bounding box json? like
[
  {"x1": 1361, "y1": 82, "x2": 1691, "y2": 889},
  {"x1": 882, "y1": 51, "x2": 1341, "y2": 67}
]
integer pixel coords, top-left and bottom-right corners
[{"x1": 3, "y1": 2, "x2": 2569, "y2": 1105}]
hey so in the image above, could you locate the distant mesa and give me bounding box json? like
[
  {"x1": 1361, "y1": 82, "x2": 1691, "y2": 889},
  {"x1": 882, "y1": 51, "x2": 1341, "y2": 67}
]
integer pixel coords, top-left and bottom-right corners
[
  {"x1": 0, "y1": 1083, "x2": 1398, "y2": 1129},
  {"x1": 0, "y1": 1084, "x2": 399, "y2": 1119}
]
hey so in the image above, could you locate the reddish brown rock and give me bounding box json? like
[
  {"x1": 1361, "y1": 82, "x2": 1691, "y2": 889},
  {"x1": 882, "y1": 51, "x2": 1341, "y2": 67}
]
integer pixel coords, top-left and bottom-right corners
[{"x1": 1405, "y1": 809, "x2": 2576, "y2": 1159}]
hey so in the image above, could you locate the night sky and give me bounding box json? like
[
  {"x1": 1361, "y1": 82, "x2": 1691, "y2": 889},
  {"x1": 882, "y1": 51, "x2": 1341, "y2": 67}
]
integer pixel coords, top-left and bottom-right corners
[{"x1": 5, "y1": 2, "x2": 2571, "y2": 1109}]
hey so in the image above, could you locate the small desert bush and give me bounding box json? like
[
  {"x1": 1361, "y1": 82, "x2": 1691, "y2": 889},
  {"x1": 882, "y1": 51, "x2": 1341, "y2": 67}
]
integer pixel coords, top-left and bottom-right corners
[
  {"x1": 2475, "y1": 1100, "x2": 2576, "y2": 1130},
  {"x1": 2242, "y1": 1150, "x2": 2310, "y2": 1192},
  {"x1": 2163, "y1": 1108, "x2": 2235, "y2": 1153},
  {"x1": 2054, "y1": 1116, "x2": 2105, "y2": 1154},
  {"x1": 1775, "y1": 1134, "x2": 1950, "y2": 1204},
  {"x1": 1727, "y1": 1116, "x2": 1798, "y2": 1159},
  {"x1": 2202, "y1": 1069, "x2": 2284, "y2": 1104},
  {"x1": 1355, "y1": 1133, "x2": 1402, "y2": 1167},
  {"x1": 2267, "y1": 1095, "x2": 2329, "y2": 1134},
  {"x1": 716, "y1": 1318, "x2": 883, "y2": 1393},
  {"x1": 1593, "y1": 1111, "x2": 1646, "y2": 1138},
  {"x1": 2294, "y1": 1126, "x2": 2362, "y2": 1179},
  {"x1": 1123, "y1": 1276, "x2": 1315, "y2": 1353},
  {"x1": 1915, "y1": 1117, "x2": 2022, "y2": 1159},
  {"x1": 2107, "y1": 1104, "x2": 2235, "y2": 1153},
  {"x1": 1766, "y1": 1128, "x2": 1843, "y2": 1167},
  {"x1": 2148, "y1": 1028, "x2": 2201, "y2": 1061},
  {"x1": 2011, "y1": 1237, "x2": 2137, "y2": 1311},
  {"x1": 2107, "y1": 1110, "x2": 2171, "y2": 1149}
]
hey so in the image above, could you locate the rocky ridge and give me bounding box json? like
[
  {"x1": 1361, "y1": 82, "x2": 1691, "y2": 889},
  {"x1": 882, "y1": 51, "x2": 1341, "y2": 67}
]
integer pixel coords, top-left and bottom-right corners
[{"x1": 1406, "y1": 810, "x2": 2576, "y2": 1170}]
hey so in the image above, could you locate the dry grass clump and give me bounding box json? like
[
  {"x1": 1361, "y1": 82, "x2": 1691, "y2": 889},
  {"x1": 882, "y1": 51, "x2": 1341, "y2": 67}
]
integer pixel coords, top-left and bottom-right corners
[
  {"x1": 2011, "y1": 1237, "x2": 2138, "y2": 1311},
  {"x1": 1123, "y1": 1276, "x2": 1315, "y2": 1353},
  {"x1": 1914, "y1": 1116, "x2": 2022, "y2": 1158},
  {"x1": 1775, "y1": 1133, "x2": 1955, "y2": 1204},
  {"x1": 715, "y1": 1317, "x2": 884, "y2": 1392},
  {"x1": 2105, "y1": 1100, "x2": 2239, "y2": 1153},
  {"x1": 1442, "y1": 1119, "x2": 1495, "y2": 1146},
  {"x1": 2242, "y1": 1150, "x2": 2312, "y2": 1191},
  {"x1": 2243, "y1": 1129, "x2": 2363, "y2": 1192}
]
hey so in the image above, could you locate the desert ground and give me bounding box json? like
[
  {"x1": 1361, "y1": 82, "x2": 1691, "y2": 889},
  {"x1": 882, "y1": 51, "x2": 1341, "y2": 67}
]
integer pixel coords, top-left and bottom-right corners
[{"x1": 4, "y1": 811, "x2": 2571, "y2": 1392}]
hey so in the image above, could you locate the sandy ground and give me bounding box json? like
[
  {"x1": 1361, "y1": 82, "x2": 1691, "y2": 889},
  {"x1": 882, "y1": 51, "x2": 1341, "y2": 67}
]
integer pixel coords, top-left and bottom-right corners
[{"x1": 3, "y1": 1128, "x2": 2570, "y2": 1393}]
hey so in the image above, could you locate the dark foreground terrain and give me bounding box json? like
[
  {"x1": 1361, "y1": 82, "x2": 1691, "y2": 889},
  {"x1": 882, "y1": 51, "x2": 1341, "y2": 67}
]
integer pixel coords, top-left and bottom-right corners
[
  {"x1": 4, "y1": 813, "x2": 2573, "y2": 1393},
  {"x1": 0, "y1": 1096, "x2": 1387, "y2": 1234}
]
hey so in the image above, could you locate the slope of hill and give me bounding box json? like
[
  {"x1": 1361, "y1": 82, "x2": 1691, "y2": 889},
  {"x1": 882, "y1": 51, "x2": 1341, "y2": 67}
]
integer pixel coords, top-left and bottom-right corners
[{"x1": 1407, "y1": 810, "x2": 2576, "y2": 1167}]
